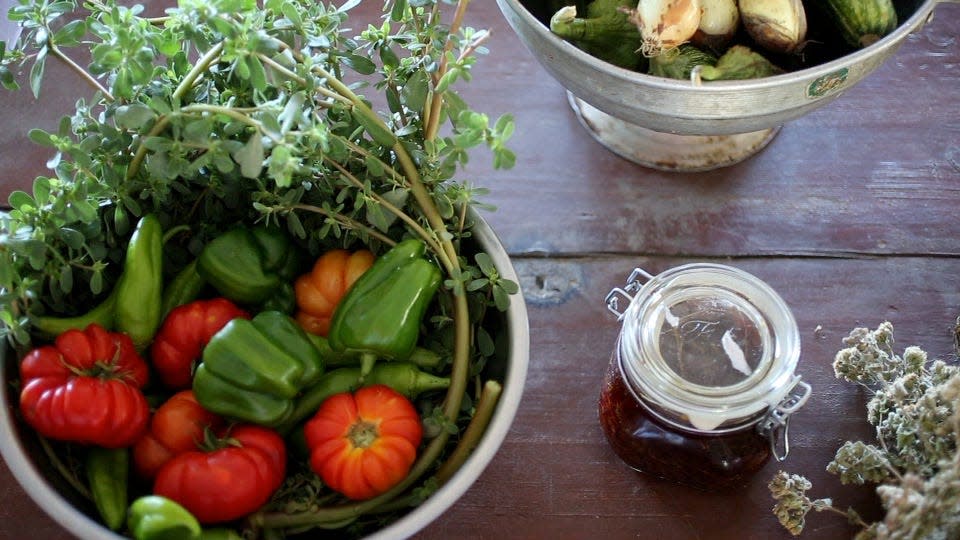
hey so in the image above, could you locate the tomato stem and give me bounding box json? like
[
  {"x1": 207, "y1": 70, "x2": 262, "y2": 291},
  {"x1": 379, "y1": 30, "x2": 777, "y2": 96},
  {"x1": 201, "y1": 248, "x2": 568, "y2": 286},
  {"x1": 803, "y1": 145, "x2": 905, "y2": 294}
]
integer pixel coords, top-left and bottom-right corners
[{"x1": 347, "y1": 421, "x2": 380, "y2": 449}]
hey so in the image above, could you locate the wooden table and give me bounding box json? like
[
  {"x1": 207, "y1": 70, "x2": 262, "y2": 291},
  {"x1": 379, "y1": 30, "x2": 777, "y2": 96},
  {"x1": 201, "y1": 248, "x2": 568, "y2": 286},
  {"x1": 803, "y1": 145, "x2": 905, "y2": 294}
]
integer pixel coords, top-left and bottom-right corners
[{"x1": 1, "y1": 1, "x2": 958, "y2": 538}]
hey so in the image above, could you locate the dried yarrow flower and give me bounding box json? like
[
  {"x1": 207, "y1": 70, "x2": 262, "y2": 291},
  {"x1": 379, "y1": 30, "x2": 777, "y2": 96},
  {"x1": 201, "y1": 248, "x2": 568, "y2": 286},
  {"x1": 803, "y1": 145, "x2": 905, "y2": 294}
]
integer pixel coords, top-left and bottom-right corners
[{"x1": 769, "y1": 321, "x2": 960, "y2": 537}]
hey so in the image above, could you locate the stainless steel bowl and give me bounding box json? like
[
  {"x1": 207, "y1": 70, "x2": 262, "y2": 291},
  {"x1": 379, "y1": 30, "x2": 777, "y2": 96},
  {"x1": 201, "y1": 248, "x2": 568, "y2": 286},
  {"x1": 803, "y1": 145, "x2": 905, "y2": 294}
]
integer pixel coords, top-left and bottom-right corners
[
  {"x1": 497, "y1": 0, "x2": 954, "y2": 169},
  {"x1": 0, "y1": 211, "x2": 529, "y2": 540}
]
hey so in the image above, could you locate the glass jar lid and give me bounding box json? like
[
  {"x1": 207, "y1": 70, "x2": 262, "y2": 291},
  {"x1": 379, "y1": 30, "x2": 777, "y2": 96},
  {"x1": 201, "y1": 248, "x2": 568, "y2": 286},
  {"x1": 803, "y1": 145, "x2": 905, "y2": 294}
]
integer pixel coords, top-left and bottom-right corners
[{"x1": 606, "y1": 263, "x2": 803, "y2": 433}]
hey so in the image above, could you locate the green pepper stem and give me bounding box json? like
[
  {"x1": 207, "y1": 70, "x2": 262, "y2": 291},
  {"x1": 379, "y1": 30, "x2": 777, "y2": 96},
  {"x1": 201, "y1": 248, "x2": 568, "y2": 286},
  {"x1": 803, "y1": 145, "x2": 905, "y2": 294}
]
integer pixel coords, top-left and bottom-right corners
[{"x1": 359, "y1": 353, "x2": 376, "y2": 380}]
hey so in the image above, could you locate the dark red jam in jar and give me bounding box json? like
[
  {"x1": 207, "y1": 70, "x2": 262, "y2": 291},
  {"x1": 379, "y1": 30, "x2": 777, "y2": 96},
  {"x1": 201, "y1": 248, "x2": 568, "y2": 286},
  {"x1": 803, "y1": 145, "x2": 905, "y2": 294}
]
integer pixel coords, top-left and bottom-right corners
[{"x1": 599, "y1": 264, "x2": 811, "y2": 490}]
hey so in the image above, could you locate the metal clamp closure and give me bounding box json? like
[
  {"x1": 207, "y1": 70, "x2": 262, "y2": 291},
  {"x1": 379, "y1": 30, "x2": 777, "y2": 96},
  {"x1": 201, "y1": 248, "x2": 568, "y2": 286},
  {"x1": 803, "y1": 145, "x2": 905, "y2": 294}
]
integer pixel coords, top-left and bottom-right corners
[
  {"x1": 604, "y1": 268, "x2": 653, "y2": 320},
  {"x1": 756, "y1": 378, "x2": 812, "y2": 461}
]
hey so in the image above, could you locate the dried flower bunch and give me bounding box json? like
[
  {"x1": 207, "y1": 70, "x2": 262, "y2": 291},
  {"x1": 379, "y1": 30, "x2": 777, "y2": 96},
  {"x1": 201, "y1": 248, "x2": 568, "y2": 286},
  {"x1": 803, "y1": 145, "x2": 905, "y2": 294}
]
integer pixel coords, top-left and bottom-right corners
[{"x1": 769, "y1": 321, "x2": 960, "y2": 538}]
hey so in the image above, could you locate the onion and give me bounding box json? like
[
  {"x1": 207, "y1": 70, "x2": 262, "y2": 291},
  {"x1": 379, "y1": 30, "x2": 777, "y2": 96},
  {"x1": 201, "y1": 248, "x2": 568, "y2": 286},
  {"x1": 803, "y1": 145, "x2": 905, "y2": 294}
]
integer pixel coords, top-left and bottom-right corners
[
  {"x1": 626, "y1": 0, "x2": 702, "y2": 57},
  {"x1": 739, "y1": 0, "x2": 807, "y2": 54},
  {"x1": 691, "y1": 0, "x2": 739, "y2": 52}
]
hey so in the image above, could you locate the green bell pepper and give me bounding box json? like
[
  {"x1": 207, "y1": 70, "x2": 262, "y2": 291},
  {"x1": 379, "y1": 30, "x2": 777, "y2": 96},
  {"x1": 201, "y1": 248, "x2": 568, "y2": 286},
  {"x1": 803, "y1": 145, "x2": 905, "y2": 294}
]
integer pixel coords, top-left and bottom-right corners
[
  {"x1": 196, "y1": 226, "x2": 301, "y2": 309},
  {"x1": 193, "y1": 311, "x2": 324, "y2": 426},
  {"x1": 127, "y1": 495, "x2": 202, "y2": 540},
  {"x1": 307, "y1": 333, "x2": 444, "y2": 370},
  {"x1": 327, "y1": 239, "x2": 441, "y2": 376}
]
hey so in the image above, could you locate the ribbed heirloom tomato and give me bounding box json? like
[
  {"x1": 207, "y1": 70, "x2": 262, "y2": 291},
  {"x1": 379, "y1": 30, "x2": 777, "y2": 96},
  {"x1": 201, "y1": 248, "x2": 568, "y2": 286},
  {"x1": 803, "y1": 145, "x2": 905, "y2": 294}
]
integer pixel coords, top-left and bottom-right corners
[
  {"x1": 153, "y1": 424, "x2": 286, "y2": 524},
  {"x1": 304, "y1": 384, "x2": 423, "y2": 500},
  {"x1": 19, "y1": 323, "x2": 150, "y2": 448},
  {"x1": 133, "y1": 390, "x2": 224, "y2": 479},
  {"x1": 294, "y1": 249, "x2": 374, "y2": 336},
  {"x1": 150, "y1": 297, "x2": 249, "y2": 389}
]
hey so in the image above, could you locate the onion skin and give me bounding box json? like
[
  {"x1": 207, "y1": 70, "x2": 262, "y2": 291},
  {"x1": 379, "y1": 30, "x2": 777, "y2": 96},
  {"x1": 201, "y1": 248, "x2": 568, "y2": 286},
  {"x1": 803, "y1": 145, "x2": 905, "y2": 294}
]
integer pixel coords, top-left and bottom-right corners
[
  {"x1": 691, "y1": 0, "x2": 740, "y2": 53},
  {"x1": 627, "y1": 0, "x2": 703, "y2": 57},
  {"x1": 739, "y1": 0, "x2": 808, "y2": 54}
]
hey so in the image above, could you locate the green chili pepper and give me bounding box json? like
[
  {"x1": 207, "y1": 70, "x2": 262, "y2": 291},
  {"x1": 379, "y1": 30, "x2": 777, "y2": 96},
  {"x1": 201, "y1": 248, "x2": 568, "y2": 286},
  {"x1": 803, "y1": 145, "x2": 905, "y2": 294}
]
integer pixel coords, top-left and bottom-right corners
[
  {"x1": 160, "y1": 259, "x2": 206, "y2": 319},
  {"x1": 193, "y1": 311, "x2": 324, "y2": 426},
  {"x1": 115, "y1": 214, "x2": 164, "y2": 349},
  {"x1": 307, "y1": 333, "x2": 444, "y2": 370},
  {"x1": 327, "y1": 239, "x2": 441, "y2": 376},
  {"x1": 127, "y1": 495, "x2": 202, "y2": 540},
  {"x1": 275, "y1": 362, "x2": 450, "y2": 435},
  {"x1": 196, "y1": 226, "x2": 302, "y2": 308},
  {"x1": 32, "y1": 288, "x2": 117, "y2": 339},
  {"x1": 85, "y1": 447, "x2": 128, "y2": 531}
]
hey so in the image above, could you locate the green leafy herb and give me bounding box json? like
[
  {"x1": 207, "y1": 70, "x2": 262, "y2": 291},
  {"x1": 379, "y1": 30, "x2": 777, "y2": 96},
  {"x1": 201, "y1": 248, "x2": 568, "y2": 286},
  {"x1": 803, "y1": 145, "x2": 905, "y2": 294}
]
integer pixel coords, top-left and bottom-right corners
[{"x1": 770, "y1": 322, "x2": 960, "y2": 538}]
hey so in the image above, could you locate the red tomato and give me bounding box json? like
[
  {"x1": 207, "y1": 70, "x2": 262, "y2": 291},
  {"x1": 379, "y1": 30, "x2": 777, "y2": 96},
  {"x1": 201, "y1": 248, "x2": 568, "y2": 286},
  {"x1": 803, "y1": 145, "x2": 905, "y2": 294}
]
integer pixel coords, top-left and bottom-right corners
[
  {"x1": 304, "y1": 384, "x2": 422, "y2": 500},
  {"x1": 133, "y1": 390, "x2": 224, "y2": 479},
  {"x1": 150, "y1": 298, "x2": 248, "y2": 388},
  {"x1": 19, "y1": 323, "x2": 150, "y2": 448},
  {"x1": 153, "y1": 424, "x2": 286, "y2": 524},
  {"x1": 294, "y1": 249, "x2": 374, "y2": 336}
]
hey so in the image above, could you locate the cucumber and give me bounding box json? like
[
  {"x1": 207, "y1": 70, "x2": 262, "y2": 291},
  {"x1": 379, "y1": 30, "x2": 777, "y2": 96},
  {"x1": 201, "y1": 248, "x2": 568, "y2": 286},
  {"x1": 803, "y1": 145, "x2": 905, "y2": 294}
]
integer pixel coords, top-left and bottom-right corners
[{"x1": 818, "y1": 0, "x2": 897, "y2": 48}]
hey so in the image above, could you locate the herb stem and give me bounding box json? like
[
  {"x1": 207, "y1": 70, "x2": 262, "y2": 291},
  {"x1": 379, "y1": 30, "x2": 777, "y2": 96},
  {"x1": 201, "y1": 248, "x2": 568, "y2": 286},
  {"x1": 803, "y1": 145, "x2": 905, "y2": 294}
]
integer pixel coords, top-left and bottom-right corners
[
  {"x1": 289, "y1": 203, "x2": 395, "y2": 246},
  {"x1": 173, "y1": 42, "x2": 224, "y2": 102},
  {"x1": 38, "y1": 437, "x2": 91, "y2": 501},
  {"x1": 423, "y1": 0, "x2": 471, "y2": 141},
  {"x1": 324, "y1": 159, "x2": 443, "y2": 257},
  {"x1": 126, "y1": 115, "x2": 171, "y2": 180},
  {"x1": 48, "y1": 43, "x2": 114, "y2": 102},
  {"x1": 180, "y1": 104, "x2": 279, "y2": 143},
  {"x1": 256, "y1": 53, "x2": 307, "y2": 86},
  {"x1": 435, "y1": 379, "x2": 503, "y2": 483}
]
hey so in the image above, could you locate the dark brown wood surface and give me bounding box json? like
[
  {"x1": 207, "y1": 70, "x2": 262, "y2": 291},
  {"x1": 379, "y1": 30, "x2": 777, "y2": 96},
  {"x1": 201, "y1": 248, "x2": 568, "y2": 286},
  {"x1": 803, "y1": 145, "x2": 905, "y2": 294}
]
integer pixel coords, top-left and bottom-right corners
[{"x1": 1, "y1": 0, "x2": 959, "y2": 538}]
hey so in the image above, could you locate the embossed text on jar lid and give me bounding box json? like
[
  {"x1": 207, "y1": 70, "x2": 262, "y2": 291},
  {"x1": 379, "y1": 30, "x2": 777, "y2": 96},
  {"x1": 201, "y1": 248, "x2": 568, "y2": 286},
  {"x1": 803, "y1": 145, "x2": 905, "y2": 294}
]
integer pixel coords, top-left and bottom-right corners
[{"x1": 612, "y1": 263, "x2": 802, "y2": 432}]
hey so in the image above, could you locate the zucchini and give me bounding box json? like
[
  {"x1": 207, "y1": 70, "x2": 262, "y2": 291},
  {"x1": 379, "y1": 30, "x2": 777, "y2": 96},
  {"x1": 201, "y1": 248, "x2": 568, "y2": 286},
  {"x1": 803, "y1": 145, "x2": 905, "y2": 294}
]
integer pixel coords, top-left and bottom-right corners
[
  {"x1": 549, "y1": 0, "x2": 646, "y2": 71},
  {"x1": 817, "y1": 0, "x2": 897, "y2": 48},
  {"x1": 697, "y1": 45, "x2": 785, "y2": 81}
]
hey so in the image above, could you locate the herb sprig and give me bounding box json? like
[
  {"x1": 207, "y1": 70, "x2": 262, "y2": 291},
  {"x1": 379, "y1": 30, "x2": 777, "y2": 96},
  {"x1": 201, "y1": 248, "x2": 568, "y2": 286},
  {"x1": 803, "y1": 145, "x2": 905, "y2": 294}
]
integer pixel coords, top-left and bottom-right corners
[
  {"x1": 770, "y1": 321, "x2": 960, "y2": 539},
  {"x1": 1, "y1": 0, "x2": 517, "y2": 535}
]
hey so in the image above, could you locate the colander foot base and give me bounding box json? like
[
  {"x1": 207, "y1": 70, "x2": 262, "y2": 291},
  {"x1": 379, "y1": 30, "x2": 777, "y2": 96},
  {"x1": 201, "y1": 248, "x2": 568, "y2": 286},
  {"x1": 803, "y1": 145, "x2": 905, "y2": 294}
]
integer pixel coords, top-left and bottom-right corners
[{"x1": 568, "y1": 94, "x2": 781, "y2": 172}]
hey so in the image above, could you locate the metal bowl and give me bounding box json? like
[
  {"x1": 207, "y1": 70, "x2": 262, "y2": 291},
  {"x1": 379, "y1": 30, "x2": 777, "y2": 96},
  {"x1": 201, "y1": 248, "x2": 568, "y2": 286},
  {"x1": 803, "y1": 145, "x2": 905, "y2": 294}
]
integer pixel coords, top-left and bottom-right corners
[
  {"x1": 0, "y1": 211, "x2": 529, "y2": 540},
  {"x1": 496, "y1": 0, "x2": 953, "y2": 169}
]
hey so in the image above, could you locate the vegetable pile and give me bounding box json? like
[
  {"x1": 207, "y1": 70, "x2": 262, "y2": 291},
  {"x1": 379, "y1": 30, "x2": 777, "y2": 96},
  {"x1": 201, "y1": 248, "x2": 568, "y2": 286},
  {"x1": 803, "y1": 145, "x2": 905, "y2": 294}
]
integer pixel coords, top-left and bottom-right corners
[
  {"x1": 543, "y1": 0, "x2": 901, "y2": 81},
  {"x1": 0, "y1": 0, "x2": 519, "y2": 537}
]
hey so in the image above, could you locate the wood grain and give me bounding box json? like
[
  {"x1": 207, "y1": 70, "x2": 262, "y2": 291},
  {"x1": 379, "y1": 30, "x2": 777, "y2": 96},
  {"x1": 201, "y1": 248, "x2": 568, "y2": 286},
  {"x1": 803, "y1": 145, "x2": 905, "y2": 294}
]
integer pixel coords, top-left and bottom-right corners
[{"x1": 0, "y1": 0, "x2": 958, "y2": 539}]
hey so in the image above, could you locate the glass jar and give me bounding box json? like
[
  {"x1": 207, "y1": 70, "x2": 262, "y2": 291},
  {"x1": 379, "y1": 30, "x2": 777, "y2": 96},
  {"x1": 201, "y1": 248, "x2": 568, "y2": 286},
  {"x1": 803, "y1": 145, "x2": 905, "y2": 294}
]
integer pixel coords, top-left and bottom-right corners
[{"x1": 598, "y1": 263, "x2": 810, "y2": 490}]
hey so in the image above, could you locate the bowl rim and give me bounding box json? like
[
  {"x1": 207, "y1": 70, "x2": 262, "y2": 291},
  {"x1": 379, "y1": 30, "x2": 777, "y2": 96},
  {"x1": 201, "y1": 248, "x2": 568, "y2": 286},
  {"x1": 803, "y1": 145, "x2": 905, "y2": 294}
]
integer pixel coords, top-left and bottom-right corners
[
  {"x1": 0, "y1": 208, "x2": 530, "y2": 540},
  {"x1": 497, "y1": 0, "x2": 941, "y2": 92}
]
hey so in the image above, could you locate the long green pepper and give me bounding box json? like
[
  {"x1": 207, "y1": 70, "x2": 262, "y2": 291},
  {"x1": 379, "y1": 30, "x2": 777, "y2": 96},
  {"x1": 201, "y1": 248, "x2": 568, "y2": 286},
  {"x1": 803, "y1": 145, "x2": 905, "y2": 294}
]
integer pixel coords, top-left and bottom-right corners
[
  {"x1": 32, "y1": 214, "x2": 163, "y2": 342},
  {"x1": 274, "y1": 361, "x2": 451, "y2": 435},
  {"x1": 114, "y1": 214, "x2": 164, "y2": 349},
  {"x1": 85, "y1": 447, "x2": 129, "y2": 531},
  {"x1": 327, "y1": 239, "x2": 441, "y2": 376}
]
